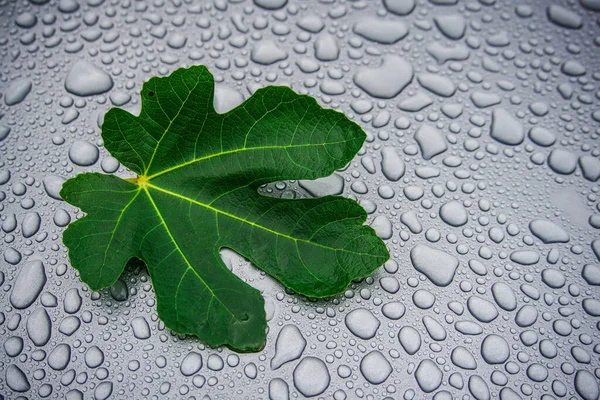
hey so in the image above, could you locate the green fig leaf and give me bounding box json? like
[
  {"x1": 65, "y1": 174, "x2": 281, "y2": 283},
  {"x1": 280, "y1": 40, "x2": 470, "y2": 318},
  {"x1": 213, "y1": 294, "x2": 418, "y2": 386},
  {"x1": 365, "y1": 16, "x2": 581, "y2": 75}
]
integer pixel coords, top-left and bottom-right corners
[{"x1": 61, "y1": 65, "x2": 389, "y2": 352}]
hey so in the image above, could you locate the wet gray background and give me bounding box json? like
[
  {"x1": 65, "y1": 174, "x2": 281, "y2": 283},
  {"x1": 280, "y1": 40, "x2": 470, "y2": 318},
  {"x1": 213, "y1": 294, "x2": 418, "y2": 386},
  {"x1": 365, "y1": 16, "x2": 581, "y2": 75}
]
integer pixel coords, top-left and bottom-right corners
[{"x1": 1, "y1": 0, "x2": 600, "y2": 399}]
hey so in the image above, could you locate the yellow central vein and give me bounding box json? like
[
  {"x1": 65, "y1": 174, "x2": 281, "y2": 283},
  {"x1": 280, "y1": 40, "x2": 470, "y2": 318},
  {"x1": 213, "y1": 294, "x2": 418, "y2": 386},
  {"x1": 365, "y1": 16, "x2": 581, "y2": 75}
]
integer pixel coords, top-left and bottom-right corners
[
  {"x1": 146, "y1": 183, "x2": 378, "y2": 257},
  {"x1": 146, "y1": 140, "x2": 354, "y2": 180},
  {"x1": 143, "y1": 187, "x2": 246, "y2": 325}
]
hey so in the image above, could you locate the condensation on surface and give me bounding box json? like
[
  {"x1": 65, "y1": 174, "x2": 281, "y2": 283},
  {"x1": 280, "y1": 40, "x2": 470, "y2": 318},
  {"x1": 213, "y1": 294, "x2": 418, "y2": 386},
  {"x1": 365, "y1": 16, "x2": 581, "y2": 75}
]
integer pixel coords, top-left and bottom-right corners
[{"x1": 1, "y1": 0, "x2": 600, "y2": 399}]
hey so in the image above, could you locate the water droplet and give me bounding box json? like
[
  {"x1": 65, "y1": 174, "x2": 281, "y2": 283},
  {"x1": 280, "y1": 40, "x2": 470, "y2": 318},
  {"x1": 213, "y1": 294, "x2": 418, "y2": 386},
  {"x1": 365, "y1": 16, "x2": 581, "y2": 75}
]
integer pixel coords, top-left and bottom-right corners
[
  {"x1": 63, "y1": 288, "x2": 82, "y2": 314},
  {"x1": 131, "y1": 316, "x2": 151, "y2": 339},
  {"x1": 451, "y1": 346, "x2": 477, "y2": 370},
  {"x1": 251, "y1": 40, "x2": 288, "y2": 65},
  {"x1": 491, "y1": 282, "x2": 516, "y2": 311},
  {"x1": 471, "y1": 91, "x2": 501, "y2": 108},
  {"x1": 5, "y1": 79, "x2": 32, "y2": 106},
  {"x1": 314, "y1": 34, "x2": 340, "y2": 62},
  {"x1": 574, "y1": 370, "x2": 599, "y2": 400},
  {"x1": 467, "y1": 296, "x2": 498, "y2": 323},
  {"x1": 490, "y1": 108, "x2": 524, "y2": 145},
  {"x1": 547, "y1": 150, "x2": 578, "y2": 175},
  {"x1": 433, "y1": 14, "x2": 466, "y2": 40},
  {"x1": 85, "y1": 345, "x2": 105, "y2": 368},
  {"x1": 410, "y1": 244, "x2": 458, "y2": 286},
  {"x1": 353, "y1": 18, "x2": 408, "y2": 44},
  {"x1": 353, "y1": 56, "x2": 413, "y2": 99},
  {"x1": 547, "y1": 5, "x2": 582, "y2": 29},
  {"x1": 345, "y1": 308, "x2": 380, "y2": 339},
  {"x1": 481, "y1": 334, "x2": 509, "y2": 364},
  {"x1": 10, "y1": 260, "x2": 47, "y2": 309},
  {"x1": 94, "y1": 382, "x2": 113, "y2": 400},
  {"x1": 59, "y1": 316, "x2": 81, "y2": 336},
  {"x1": 48, "y1": 343, "x2": 72, "y2": 370},
  {"x1": 254, "y1": 0, "x2": 287, "y2": 10},
  {"x1": 371, "y1": 215, "x2": 393, "y2": 240},
  {"x1": 43, "y1": 175, "x2": 66, "y2": 200},
  {"x1": 297, "y1": 15, "x2": 324, "y2": 33},
  {"x1": 271, "y1": 324, "x2": 306, "y2": 370},
  {"x1": 293, "y1": 357, "x2": 330, "y2": 397},
  {"x1": 360, "y1": 351, "x2": 392, "y2": 384},
  {"x1": 468, "y1": 375, "x2": 490, "y2": 400},
  {"x1": 22, "y1": 212, "x2": 41, "y2": 238},
  {"x1": 180, "y1": 352, "x2": 203, "y2": 376},
  {"x1": 4, "y1": 336, "x2": 24, "y2": 357},
  {"x1": 5, "y1": 365, "x2": 30, "y2": 393},
  {"x1": 414, "y1": 124, "x2": 448, "y2": 160},
  {"x1": 27, "y1": 307, "x2": 52, "y2": 346},
  {"x1": 582, "y1": 264, "x2": 600, "y2": 285},
  {"x1": 414, "y1": 360, "x2": 442, "y2": 393},
  {"x1": 269, "y1": 378, "x2": 289, "y2": 400},
  {"x1": 382, "y1": 301, "x2": 405, "y2": 320},
  {"x1": 69, "y1": 140, "x2": 99, "y2": 166},
  {"x1": 207, "y1": 354, "x2": 224, "y2": 371},
  {"x1": 65, "y1": 61, "x2": 113, "y2": 96}
]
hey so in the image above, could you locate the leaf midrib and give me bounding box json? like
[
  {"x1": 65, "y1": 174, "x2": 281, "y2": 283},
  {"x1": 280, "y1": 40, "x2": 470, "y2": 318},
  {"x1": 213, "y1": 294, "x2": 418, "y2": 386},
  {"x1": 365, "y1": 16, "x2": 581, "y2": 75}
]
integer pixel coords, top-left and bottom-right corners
[
  {"x1": 143, "y1": 186, "x2": 254, "y2": 335},
  {"x1": 144, "y1": 182, "x2": 377, "y2": 257},
  {"x1": 145, "y1": 140, "x2": 356, "y2": 180}
]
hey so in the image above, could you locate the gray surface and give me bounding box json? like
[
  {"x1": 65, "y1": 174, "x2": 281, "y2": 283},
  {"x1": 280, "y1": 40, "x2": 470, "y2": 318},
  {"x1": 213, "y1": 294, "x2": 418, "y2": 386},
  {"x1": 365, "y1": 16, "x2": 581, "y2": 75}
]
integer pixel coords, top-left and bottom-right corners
[{"x1": 1, "y1": 0, "x2": 600, "y2": 399}]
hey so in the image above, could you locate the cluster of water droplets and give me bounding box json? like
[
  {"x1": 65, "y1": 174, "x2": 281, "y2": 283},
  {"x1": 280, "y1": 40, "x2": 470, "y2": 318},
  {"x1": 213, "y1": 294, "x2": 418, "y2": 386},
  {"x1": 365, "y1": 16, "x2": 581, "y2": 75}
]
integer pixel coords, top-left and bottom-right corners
[{"x1": 1, "y1": 0, "x2": 600, "y2": 398}]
